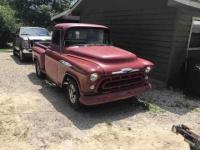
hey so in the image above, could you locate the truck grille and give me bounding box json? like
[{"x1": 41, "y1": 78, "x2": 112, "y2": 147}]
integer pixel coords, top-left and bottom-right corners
[{"x1": 98, "y1": 72, "x2": 145, "y2": 92}]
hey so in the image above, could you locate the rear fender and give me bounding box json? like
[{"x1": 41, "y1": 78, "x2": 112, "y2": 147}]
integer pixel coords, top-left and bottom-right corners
[{"x1": 32, "y1": 46, "x2": 46, "y2": 71}]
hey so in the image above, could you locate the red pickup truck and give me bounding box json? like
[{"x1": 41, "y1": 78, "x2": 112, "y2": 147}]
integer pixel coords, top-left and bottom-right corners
[{"x1": 32, "y1": 23, "x2": 154, "y2": 109}]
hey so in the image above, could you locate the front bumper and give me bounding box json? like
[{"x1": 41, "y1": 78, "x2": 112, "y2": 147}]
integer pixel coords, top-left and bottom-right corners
[
  {"x1": 23, "y1": 49, "x2": 32, "y2": 57},
  {"x1": 80, "y1": 83, "x2": 151, "y2": 105}
]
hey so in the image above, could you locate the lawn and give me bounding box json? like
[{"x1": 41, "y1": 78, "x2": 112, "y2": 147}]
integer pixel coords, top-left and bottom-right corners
[
  {"x1": 0, "y1": 48, "x2": 11, "y2": 52},
  {"x1": 0, "y1": 43, "x2": 12, "y2": 52}
]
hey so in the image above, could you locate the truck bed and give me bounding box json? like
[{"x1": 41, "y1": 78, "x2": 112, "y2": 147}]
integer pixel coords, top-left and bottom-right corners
[{"x1": 34, "y1": 41, "x2": 51, "y2": 49}]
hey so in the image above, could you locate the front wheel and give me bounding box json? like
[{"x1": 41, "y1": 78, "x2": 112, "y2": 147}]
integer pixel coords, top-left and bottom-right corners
[
  {"x1": 65, "y1": 78, "x2": 81, "y2": 109},
  {"x1": 19, "y1": 50, "x2": 25, "y2": 62},
  {"x1": 13, "y1": 48, "x2": 17, "y2": 56}
]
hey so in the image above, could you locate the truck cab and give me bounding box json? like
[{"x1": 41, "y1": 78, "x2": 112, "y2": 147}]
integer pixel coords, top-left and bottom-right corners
[{"x1": 32, "y1": 23, "x2": 154, "y2": 109}]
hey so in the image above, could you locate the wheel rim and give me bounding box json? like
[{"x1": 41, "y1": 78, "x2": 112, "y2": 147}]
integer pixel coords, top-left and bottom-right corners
[{"x1": 68, "y1": 84, "x2": 77, "y2": 104}]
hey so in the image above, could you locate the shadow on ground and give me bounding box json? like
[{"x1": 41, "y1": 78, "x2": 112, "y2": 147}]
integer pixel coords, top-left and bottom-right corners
[
  {"x1": 28, "y1": 73, "x2": 147, "y2": 130},
  {"x1": 10, "y1": 55, "x2": 33, "y2": 65}
]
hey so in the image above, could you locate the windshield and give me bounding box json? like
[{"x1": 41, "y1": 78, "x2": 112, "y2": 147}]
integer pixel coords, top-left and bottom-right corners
[
  {"x1": 65, "y1": 28, "x2": 111, "y2": 46},
  {"x1": 20, "y1": 27, "x2": 50, "y2": 36}
]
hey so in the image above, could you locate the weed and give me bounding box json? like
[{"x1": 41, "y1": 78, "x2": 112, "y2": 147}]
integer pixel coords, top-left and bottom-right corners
[
  {"x1": 146, "y1": 102, "x2": 166, "y2": 114},
  {"x1": 106, "y1": 122, "x2": 112, "y2": 126}
]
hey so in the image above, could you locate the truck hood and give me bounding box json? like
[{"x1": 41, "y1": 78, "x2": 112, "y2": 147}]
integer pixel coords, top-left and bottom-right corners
[
  {"x1": 65, "y1": 45, "x2": 137, "y2": 63},
  {"x1": 63, "y1": 46, "x2": 151, "y2": 75},
  {"x1": 20, "y1": 35, "x2": 51, "y2": 41}
]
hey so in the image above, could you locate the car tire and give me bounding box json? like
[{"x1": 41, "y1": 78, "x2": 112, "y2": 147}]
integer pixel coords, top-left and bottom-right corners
[
  {"x1": 65, "y1": 78, "x2": 81, "y2": 110},
  {"x1": 19, "y1": 50, "x2": 25, "y2": 62},
  {"x1": 13, "y1": 48, "x2": 17, "y2": 56},
  {"x1": 35, "y1": 60, "x2": 45, "y2": 78}
]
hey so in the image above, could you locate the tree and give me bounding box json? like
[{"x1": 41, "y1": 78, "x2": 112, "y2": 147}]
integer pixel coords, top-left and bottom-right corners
[
  {"x1": 9, "y1": 0, "x2": 72, "y2": 28},
  {"x1": 0, "y1": 0, "x2": 73, "y2": 46},
  {"x1": 0, "y1": 4, "x2": 20, "y2": 46}
]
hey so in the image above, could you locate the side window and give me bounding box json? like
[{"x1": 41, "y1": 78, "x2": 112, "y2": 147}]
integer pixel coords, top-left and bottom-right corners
[{"x1": 52, "y1": 30, "x2": 62, "y2": 46}]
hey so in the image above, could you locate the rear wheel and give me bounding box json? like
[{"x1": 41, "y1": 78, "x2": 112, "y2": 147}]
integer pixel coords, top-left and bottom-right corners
[
  {"x1": 35, "y1": 60, "x2": 45, "y2": 78},
  {"x1": 65, "y1": 78, "x2": 81, "y2": 109}
]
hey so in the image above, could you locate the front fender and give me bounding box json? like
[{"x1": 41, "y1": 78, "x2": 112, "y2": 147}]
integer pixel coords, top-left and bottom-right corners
[
  {"x1": 137, "y1": 58, "x2": 154, "y2": 68},
  {"x1": 58, "y1": 55, "x2": 104, "y2": 92}
]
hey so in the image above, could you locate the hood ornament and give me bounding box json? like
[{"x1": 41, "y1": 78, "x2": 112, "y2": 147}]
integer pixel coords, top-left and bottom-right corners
[{"x1": 112, "y1": 68, "x2": 140, "y2": 75}]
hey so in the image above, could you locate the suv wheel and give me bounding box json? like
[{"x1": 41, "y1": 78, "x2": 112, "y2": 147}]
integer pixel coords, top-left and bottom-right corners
[
  {"x1": 13, "y1": 48, "x2": 17, "y2": 56},
  {"x1": 19, "y1": 50, "x2": 25, "y2": 62},
  {"x1": 65, "y1": 78, "x2": 81, "y2": 109},
  {"x1": 35, "y1": 60, "x2": 45, "y2": 78}
]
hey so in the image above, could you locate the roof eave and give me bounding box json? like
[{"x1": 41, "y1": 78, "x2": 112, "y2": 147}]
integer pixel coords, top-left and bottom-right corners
[
  {"x1": 168, "y1": 0, "x2": 200, "y2": 9},
  {"x1": 51, "y1": 0, "x2": 82, "y2": 21},
  {"x1": 51, "y1": 10, "x2": 71, "y2": 21}
]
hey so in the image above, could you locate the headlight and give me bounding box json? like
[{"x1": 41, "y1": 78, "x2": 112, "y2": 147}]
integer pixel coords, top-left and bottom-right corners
[
  {"x1": 145, "y1": 66, "x2": 152, "y2": 73},
  {"x1": 90, "y1": 73, "x2": 98, "y2": 82},
  {"x1": 23, "y1": 40, "x2": 29, "y2": 49}
]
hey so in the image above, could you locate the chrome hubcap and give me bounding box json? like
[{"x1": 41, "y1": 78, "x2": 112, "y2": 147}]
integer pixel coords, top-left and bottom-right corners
[{"x1": 69, "y1": 84, "x2": 77, "y2": 104}]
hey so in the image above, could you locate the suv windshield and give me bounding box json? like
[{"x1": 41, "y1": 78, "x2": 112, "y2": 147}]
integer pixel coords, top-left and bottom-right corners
[
  {"x1": 20, "y1": 27, "x2": 50, "y2": 36},
  {"x1": 65, "y1": 28, "x2": 111, "y2": 46}
]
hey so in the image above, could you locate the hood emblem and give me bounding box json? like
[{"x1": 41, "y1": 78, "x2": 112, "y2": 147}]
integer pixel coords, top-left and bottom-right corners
[{"x1": 112, "y1": 68, "x2": 140, "y2": 75}]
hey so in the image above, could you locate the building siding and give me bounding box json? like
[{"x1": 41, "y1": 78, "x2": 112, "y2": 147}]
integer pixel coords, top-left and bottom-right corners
[{"x1": 80, "y1": 0, "x2": 176, "y2": 81}]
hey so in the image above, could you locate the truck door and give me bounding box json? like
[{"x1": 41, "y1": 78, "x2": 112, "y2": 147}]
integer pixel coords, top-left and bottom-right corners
[{"x1": 45, "y1": 29, "x2": 63, "y2": 84}]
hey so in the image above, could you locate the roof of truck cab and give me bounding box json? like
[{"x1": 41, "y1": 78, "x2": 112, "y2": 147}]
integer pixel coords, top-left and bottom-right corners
[{"x1": 55, "y1": 23, "x2": 109, "y2": 29}]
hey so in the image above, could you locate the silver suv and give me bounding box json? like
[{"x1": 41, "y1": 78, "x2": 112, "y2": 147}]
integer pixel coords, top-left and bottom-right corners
[{"x1": 13, "y1": 27, "x2": 51, "y2": 61}]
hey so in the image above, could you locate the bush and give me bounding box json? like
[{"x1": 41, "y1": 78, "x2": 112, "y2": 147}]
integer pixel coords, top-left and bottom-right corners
[{"x1": 0, "y1": 4, "x2": 20, "y2": 47}]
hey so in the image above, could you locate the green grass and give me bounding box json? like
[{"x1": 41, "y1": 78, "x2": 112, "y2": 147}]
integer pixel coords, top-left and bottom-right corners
[
  {"x1": 106, "y1": 121, "x2": 112, "y2": 126},
  {"x1": 0, "y1": 48, "x2": 11, "y2": 52},
  {"x1": 0, "y1": 43, "x2": 12, "y2": 52},
  {"x1": 146, "y1": 102, "x2": 166, "y2": 114}
]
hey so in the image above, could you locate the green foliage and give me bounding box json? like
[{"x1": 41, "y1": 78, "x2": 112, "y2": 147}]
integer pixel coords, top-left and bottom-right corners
[
  {"x1": 146, "y1": 103, "x2": 166, "y2": 114},
  {"x1": 9, "y1": 0, "x2": 72, "y2": 28},
  {"x1": 52, "y1": 0, "x2": 72, "y2": 13},
  {"x1": 0, "y1": 0, "x2": 73, "y2": 46},
  {"x1": 0, "y1": 4, "x2": 20, "y2": 46}
]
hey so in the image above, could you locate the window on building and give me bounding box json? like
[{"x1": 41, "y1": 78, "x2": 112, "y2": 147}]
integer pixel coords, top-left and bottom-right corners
[{"x1": 189, "y1": 20, "x2": 200, "y2": 49}]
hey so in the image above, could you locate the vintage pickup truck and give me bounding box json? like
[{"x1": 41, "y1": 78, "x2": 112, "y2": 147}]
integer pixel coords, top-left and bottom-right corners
[{"x1": 32, "y1": 23, "x2": 154, "y2": 109}]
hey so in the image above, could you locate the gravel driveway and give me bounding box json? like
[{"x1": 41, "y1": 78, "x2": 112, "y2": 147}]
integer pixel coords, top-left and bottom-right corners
[{"x1": 0, "y1": 51, "x2": 200, "y2": 150}]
